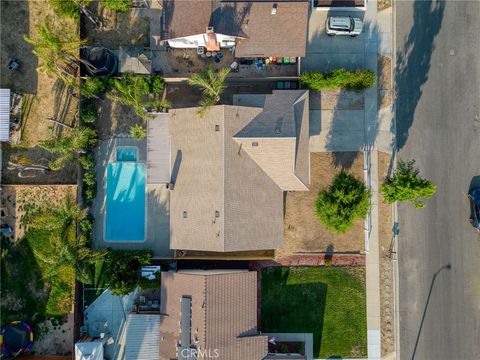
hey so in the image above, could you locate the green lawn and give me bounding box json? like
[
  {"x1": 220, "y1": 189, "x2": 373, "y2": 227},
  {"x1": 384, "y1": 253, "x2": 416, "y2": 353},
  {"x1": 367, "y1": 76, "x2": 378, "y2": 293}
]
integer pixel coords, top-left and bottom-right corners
[{"x1": 261, "y1": 266, "x2": 367, "y2": 358}]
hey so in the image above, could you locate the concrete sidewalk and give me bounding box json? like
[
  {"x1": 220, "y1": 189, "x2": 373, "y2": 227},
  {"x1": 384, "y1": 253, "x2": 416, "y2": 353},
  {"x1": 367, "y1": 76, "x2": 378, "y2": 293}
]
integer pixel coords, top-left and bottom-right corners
[{"x1": 304, "y1": 2, "x2": 395, "y2": 360}]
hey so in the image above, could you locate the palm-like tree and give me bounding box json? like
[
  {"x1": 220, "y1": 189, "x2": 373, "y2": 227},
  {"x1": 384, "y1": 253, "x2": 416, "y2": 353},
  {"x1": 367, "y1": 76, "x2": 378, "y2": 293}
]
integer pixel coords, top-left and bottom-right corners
[
  {"x1": 24, "y1": 23, "x2": 87, "y2": 86},
  {"x1": 108, "y1": 73, "x2": 169, "y2": 120},
  {"x1": 188, "y1": 66, "x2": 230, "y2": 102},
  {"x1": 29, "y1": 193, "x2": 107, "y2": 284},
  {"x1": 39, "y1": 127, "x2": 97, "y2": 170}
]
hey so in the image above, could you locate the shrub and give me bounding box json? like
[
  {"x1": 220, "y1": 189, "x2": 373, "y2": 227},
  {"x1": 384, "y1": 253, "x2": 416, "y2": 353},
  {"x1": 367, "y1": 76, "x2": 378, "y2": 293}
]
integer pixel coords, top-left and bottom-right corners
[
  {"x1": 101, "y1": 250, "x2": 153, "y2": 295},
  {"x1": 381, "y1": 160, "x2": 436, "y2": 208},
  {"x1": 300, "y1": 69, "x2": 376, "y2": 91},
  {"x1": 48, "y1": 0, "x2": 90, "y2": 19},
  {"x1": 130, "y1": 124, "x2": 147, "y2": 140},
  {"x1": 101, "y1": 0, "x2": 131, "y2": 13},
  {"x1": 315, "y1": 171, "x2": 371, "y2": 234},
  {"x1": 79, "y1": 214, "x2": 94, "y2": 245},
  {"x1": 80, "y1": 77, "x2": 107, "y2": 99},
  {"x1": 83, "y1": 171, "x2": 96, "y2": 187},
  {"x1": 80, "y1": 102, "x2": 98, "y2": 123},
  {"x1": 79, "y1": 153, "x2": 95, "y2": 170}
]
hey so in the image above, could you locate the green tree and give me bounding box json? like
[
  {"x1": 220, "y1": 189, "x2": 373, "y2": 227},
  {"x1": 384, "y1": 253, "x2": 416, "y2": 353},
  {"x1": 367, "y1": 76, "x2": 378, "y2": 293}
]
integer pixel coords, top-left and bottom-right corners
[
  {"x1": 130, "y1": 124, "x2": 147, "y2": 140},
  {"x1": 48, "y1": 0, "x2": 92, "y2": 19},
  {"x1": 24, "y1": 23, "x2": 86, "y2": 87},
  {"x1": 187, "y1": 66, "x2": 230, "y2": 117},
  {"x1": 101, "y1": 0, "x2": 131, "y2": 13},
  {"x1": 26, "y1": 193, "x2": 106, "y2": 284},
  {"x1": 381, "y1": 160, "x2": 436, "y2": 208},
  {"x1": 107, "y1": 73, "x2": 167, "y2": 120},
  {"x1": 80, "y1": 102, "x2": 98, "y2": 123},
  {"x1": 80, "y1": 77, "x2": 107, "y2": 99},
  {"x1": 100, "y1": 250, "x2": 152, "y2": 295},
  {"x1": 40, "y1": 127, "x2": 97, "y2": 170},
  {"x1": 315, "y1": 171, "x2": 371, "y2": 234},
  {"x1": 300, "y1": 69, "x2": 376, "y2": 91}
]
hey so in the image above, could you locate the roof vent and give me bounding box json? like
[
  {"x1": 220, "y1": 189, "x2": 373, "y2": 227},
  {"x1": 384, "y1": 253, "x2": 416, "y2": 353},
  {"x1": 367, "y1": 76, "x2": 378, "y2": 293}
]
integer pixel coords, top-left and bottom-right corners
[
  {"x1": 271, "y1": 3, "x2": 278, "y2": 15},
  {"x1": 215, "y1": 211, "x2": 220, "y2": 218},
  {"x1": 274, "y1": 127, "x2": 282, "y2": 135},
  {"x1": 252, "y1": 141, "x2": 259, "y2": 147},
  {"x1": 215, "y1": 124, "x2": 220, "y2": 131},
  {"x1": 183, "y1": 211, "x2": 188, "y2": 219}
]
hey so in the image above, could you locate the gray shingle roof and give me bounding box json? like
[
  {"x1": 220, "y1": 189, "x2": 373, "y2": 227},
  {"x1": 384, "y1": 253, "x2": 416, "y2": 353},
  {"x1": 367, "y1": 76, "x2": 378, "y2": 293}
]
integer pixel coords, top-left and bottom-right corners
[
  {"x1": 168, "y1": 90, "x2": 309, "y2": 252},
  {"x1": 159, "y1": 271, "x2": 268, "y2": 360}
]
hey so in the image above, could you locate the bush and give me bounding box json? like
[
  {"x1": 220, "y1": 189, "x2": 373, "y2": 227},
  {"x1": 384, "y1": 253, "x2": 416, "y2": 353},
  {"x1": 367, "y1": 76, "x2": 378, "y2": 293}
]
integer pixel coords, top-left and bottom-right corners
[
  {"x1": 101, "y1": 0, "x2": 131, "y2": 13},
  {"x1": 82, "y1": 171, "x2": 97, "y2": 205},
  {"x1": 48, "y1": 0, "x2": 90, "y2": 19},
  {"x1": 79, "y1": 153, "x2": 95, "y2": 170},
  {"x1": 101, "y1": 250, "x2": 152, "y2": 295},
  {"x1": 300, "y1": 69, "x2": 376, "y2": 91},
  {"x1": 79, "y1": 214, "x2": 94, "y2": 245},
  {"x1": 315, "y1": 171, "x2": 371, "y2": 234},
  {"x1": 80, "y1": 77, "x2": 107, "y2": 99},
  {"x1": 381, "y1": 160, "x2": 436, "y2": 208},
  {"x1": 130, "y1": 124, "x2": 147, "y2": 140},
  {"x1": 80, "y1": 102, "x2": 98, "y2": 123}
]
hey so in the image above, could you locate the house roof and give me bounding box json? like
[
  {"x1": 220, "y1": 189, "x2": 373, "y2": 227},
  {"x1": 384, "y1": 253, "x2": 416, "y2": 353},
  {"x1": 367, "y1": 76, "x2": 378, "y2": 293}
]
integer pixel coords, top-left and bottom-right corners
[
  {"x1": 159, "y1": 271, "x2": 268, "y2": 360},
  {"x1": 168, "y1": 90, "x2": 309, "y2": 252},
  {"x1": 161, "y1": 0, "x2": 309, "y2": 57},
  {"x1": 124, "y1": 314, "x2": 161, "y2": 360},
  {"x1": 0, "y1": 89, "x2": 10, "y2": 142}
]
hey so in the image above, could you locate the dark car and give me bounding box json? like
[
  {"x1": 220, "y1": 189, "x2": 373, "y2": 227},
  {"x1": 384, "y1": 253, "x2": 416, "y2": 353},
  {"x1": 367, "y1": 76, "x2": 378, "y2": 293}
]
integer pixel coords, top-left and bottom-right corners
[{"x1": 468, "y1": 188, "x2": 480, "y2": 231}]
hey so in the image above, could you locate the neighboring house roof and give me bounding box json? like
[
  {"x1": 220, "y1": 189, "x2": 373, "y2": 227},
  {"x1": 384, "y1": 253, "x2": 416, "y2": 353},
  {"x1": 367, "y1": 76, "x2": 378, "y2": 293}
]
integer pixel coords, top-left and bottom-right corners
[
  {"x1": 159, "y1": 271, "x2": 268, "y2": 360},
  {"x1": 124, "y1": 314, "x2": 161, "y2": 360},
  {"x1": 0, "y1": 88, "x2": 10, "y2": 142},
  {"x1": 161, "y1": 0, "x2": 309, "y2": 57},
  {"x1": 168, "y1": 90, "x2": 309, "y2": 252},
  {"x1": 75, "y1": 342, "x2": 103, "y2": 360}
]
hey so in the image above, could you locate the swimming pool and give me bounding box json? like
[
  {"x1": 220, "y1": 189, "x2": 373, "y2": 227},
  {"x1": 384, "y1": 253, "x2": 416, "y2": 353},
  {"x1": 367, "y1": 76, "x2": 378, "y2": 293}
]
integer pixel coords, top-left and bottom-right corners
[
  {"x1": 116, "y1": 146, "x2": 138, "y2": 162},
  {"x1": 105, "y1": 162, "x2": 146, "y2": 241}
]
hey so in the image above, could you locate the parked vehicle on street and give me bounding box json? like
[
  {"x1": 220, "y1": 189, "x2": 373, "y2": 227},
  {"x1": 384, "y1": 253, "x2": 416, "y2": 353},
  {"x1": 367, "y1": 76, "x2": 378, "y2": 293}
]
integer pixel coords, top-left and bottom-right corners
[
  {"x1": 326, "y1": 16, "x2": 363, "y2": 37},
  {"x1": 468, "y1": 188, "x2": 480, "y2": 231}
]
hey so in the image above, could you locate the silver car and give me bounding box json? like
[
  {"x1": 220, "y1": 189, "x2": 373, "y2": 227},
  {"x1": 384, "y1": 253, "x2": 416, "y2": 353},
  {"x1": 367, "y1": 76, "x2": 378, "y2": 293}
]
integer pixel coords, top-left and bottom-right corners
[{"x1": 326, "y1": 16, "x2": 363, "y2": 37}]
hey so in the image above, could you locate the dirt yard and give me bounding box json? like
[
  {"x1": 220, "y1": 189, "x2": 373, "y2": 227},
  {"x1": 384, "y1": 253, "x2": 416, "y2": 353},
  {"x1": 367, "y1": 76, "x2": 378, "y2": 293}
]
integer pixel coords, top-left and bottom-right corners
[
  {"x1": 378, "y1": 56, "x2": 392, "y2": 110},
  {"x1": 377, "y1": 151, "x2": 396, "y2": 356},
  {"x1": 0, "y1": 185, "x2": 78, "y2": 241},
  {"x1": 1, "y1": 1, "x2": 78, "y2": 146},
  {"x1": 96, "y1": 98, "x2": 143, "y2": 139},
  {"x1": 32, "y1": 314, "x2": 74, "y2": 356},
  {"x1": 1, "y1": 145, "x2": 78, "y2": 185},
  {"x1": 84, "y1": 2, "x2": 150, "y2": 49},
  {"x1": 278, "y1": 152, "x2": 365, "y2": 258}
]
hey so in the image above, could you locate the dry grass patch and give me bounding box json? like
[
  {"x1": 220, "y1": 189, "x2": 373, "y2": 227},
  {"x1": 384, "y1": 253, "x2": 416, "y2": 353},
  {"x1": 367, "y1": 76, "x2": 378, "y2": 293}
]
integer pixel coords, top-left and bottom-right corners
[
  {"x1": 378, "y1": 55, "x2": 393, "y2": 109},
  {"x1": 280, "y1": 152, "x2": 365, "y2": 258}
]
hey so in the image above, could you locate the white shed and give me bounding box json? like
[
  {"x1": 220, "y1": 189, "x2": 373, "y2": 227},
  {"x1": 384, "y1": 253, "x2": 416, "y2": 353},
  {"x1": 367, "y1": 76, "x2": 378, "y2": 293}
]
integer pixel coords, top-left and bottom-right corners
[
  {"x1": 0, "y1": 89, "x2": 10, "y2": 142},
  {"x1": 75, "y1": 341, "x2": 104, "y2": 360}
]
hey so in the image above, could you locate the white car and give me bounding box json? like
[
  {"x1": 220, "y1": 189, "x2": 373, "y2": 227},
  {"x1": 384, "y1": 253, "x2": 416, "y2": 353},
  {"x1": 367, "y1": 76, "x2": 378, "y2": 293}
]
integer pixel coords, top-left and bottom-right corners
[{"x1": 326, "y1": 16, "x2": 363, "y2": 37}]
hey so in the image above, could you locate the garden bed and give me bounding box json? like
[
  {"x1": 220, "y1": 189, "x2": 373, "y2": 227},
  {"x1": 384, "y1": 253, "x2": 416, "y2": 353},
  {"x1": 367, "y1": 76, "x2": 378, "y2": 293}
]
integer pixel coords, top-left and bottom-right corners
[
  {"x1": 280, "y1": 152, "x2": 365, "y2": 257},
  {"x1": 261, "y1": 266, "x2": 367, "y2": 358}
]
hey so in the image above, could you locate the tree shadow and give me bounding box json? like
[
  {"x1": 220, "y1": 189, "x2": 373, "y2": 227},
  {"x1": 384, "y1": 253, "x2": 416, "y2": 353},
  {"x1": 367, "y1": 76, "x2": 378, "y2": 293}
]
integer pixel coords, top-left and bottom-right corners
[
  {"x1": 395, "y1": 0, "x2": 445, "y2": 149},
  {"x1": 260, "y1": 267, "x2": 327, "y2": 357}
]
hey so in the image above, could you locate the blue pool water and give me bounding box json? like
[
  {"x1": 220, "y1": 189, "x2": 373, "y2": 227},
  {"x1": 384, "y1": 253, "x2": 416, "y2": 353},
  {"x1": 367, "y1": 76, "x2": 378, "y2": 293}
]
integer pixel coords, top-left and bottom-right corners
[
  {"x1": 116, "y1": 146, "x2": 138, "y2": 162},
  {"x1": 105, "y1": 162, "x2": 146, "y2": 241}
]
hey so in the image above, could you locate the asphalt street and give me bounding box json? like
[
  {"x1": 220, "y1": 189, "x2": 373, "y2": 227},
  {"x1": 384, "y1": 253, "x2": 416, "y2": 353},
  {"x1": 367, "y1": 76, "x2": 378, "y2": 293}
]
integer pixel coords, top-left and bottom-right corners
[{"x1": 396, "y1": 0, "x2": 480, "y2": 359}]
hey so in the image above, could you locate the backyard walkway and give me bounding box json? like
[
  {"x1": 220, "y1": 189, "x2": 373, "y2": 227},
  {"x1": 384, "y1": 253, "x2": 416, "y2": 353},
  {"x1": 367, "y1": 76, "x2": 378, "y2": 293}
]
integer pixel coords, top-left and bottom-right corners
[{"x1": 249, "y1": 254, "x2": 365, "y2": 271}]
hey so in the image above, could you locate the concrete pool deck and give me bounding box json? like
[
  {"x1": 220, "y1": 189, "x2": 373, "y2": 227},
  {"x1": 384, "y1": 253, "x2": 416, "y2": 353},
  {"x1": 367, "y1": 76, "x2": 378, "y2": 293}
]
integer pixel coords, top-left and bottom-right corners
[{"x1": 92, "y1": 138, "x2": 172, "y2": 258}]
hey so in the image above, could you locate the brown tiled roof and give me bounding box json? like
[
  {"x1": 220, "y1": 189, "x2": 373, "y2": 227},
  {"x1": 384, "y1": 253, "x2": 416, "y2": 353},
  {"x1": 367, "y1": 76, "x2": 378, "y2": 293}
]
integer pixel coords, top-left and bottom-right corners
[
  {"x1": 162, "y1": 0, "x2": 309, "y2": 57},
  {"x1": 168, "y1": 91, "x2": 310, "y2": 252},
  {"x1": 159, "y1": 271, "x2": 267, "y2": 360}
]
